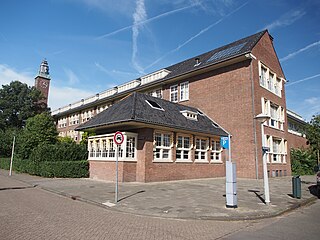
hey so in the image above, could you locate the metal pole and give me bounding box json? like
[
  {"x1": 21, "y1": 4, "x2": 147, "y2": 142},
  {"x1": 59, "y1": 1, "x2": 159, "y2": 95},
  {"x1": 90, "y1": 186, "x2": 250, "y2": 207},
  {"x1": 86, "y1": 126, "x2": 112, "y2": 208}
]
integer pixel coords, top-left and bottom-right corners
[
  {"x1": 228, "y1": 134, "x2": 231, "y2": 162},
  {"x1": 115, "y1": 145, "x2": 119, "y2": 203},
  {"x1": 9, "y1": 136, "x2": 15, "y2": 176},
  {"x1": 261, "y1": 122, "x2": 270, "y2": 205}
]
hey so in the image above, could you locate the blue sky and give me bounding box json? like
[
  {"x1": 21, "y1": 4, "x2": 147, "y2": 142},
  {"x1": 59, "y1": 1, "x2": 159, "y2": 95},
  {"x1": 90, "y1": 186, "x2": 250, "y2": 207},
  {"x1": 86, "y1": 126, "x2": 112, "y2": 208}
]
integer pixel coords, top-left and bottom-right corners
[{"x1": 0, "y1": 0, "x2": 319, "y2": 121}]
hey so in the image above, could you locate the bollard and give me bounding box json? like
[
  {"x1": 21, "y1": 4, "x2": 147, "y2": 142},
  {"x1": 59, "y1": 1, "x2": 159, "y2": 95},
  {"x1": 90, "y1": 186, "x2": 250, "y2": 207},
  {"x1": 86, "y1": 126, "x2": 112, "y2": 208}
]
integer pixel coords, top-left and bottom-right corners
[{"x1": 292, "y1": 176, "x2": 301, "y2": 199}]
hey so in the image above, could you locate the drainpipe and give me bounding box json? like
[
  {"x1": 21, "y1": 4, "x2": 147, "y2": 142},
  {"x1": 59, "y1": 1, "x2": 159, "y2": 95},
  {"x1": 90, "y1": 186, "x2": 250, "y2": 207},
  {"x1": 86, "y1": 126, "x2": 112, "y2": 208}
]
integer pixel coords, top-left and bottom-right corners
[{"x1": 247, "y1": 53, "x2": 259, "y2": 179}]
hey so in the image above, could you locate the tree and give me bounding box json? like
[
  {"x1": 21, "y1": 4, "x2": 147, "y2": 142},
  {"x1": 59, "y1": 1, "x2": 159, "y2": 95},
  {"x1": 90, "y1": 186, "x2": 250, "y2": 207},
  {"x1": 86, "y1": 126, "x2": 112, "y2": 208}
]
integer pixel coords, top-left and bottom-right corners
[
  {"x1": 306, "y1": 114, "x2": 320, "y2": 165},
  {"x1": 17, "y1": 112, "x2": 58, "y2": 159},
  {"x1": 0, "y1": 81, "x2": 48, "y2": 130},
  {"x1": 0, "y1": 127, "x2": 21, "y2": 157}
]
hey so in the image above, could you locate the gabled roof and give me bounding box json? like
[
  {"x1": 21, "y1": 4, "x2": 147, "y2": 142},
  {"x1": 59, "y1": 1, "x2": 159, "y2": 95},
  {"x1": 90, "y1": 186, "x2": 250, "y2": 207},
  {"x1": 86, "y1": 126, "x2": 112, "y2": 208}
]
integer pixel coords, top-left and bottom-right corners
[
  {"x1": 160, "y1": 30, "x2": 267, "y2": 81},
  {"x1": 76, "y1": 92, "x2": 228, "y2": 137}
]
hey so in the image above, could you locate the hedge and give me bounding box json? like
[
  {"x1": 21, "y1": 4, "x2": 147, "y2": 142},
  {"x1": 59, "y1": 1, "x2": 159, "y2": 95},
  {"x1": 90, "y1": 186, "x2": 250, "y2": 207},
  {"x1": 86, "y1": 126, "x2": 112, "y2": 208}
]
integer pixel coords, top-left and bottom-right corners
[{"x1": 0, "y1": 158, "x2": 89, "y2": 178}]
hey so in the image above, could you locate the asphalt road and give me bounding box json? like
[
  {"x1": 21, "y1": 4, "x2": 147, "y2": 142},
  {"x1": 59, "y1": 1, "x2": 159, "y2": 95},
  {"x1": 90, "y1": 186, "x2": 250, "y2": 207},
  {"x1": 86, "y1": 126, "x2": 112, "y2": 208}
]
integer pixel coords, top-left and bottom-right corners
[
  {"x1": 0, "y1": 175, "x2": 319, "y2": 240},
  {"x1": 224, "y1": 200, "x2": 320, "y2": 240}
]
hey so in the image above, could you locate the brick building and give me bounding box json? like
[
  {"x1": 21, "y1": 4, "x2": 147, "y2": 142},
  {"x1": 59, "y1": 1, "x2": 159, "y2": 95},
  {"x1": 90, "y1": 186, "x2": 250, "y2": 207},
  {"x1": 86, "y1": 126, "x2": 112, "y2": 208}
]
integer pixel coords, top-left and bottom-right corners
[{"x1": 52, "y1": 30, "x2": 306, "y2": 182}]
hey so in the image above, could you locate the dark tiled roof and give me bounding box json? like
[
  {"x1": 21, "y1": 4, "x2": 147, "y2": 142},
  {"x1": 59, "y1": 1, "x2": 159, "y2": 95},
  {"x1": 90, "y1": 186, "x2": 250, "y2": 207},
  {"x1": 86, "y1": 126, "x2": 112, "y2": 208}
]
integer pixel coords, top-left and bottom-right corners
[
  {"x1": 76, "y1": 92, "x2": 228, "y2": 136},
  {"x1": 162, "y1": 30, "x2": 267, "y2": 80}
]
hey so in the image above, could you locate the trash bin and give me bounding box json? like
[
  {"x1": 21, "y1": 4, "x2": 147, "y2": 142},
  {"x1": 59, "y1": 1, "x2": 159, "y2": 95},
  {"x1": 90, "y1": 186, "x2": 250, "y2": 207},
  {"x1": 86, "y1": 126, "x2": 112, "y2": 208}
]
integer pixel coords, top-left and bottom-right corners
[{"x1": 292, "y1": 176, "x2": 301, "y2": 199}]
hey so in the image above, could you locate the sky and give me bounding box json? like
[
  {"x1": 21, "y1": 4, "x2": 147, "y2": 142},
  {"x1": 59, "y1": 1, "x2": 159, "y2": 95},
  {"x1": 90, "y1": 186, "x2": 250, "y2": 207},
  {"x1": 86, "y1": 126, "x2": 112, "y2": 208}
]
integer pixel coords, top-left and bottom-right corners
[{"x1": 0, "y1": 0, "x2": 319, "y2": 121}]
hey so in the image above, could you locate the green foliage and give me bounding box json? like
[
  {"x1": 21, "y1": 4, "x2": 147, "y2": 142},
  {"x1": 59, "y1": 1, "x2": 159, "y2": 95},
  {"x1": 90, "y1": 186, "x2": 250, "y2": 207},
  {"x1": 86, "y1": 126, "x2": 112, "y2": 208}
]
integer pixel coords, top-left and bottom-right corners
[
  {"x1": 80, "y1": 131, "x2": 95, "y2": 145},
  {"x1": 58, "y1": 136, "x2": 75, "y2": 143},
  {"x1": 0, "y1": 128, "x2": 21, "y2": 157},
  {"x1": 0, "y1": 158, "x2": 89, "y2": 178},
  {"x1": 306, "y1": 114, "x2": 320, "y2": 152},
  {"x1": 29, "y1": 141, "x2": 88, "y2": 163},
  {"x1": 17, "y1": 112, "x2": 58, "y2": 159},
  {"x1": 0, "y1": 158, "x2": 10, "y2": 170},
  {"x1": 0, "y1": 81, "x2": 48, "y2": 130},
  {"x1": 291, "y1": 148, "x2": 317, "y2": 175}
]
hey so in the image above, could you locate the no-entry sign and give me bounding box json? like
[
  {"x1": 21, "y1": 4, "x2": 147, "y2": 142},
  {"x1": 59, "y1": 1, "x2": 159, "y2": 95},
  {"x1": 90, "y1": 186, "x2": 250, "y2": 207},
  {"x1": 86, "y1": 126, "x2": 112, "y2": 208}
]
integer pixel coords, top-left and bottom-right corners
[{"x1": 114, "y1": 131, "x2": 124, "y2": 145}]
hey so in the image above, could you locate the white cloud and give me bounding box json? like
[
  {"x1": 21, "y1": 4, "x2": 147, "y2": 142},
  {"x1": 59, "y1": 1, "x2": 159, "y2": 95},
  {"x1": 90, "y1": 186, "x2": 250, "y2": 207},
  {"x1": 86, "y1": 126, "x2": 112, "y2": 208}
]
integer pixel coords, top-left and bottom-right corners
[
  {"x1": 303, "y1": 97, "x2": 320, "y2": 120},
  {"x1": 262, "y1": 9, "x2": 305, "y2": 31},
  {"x1": 48, "y1": 86, "x2": 94, "y2": 111},
  {"x1": 280, "y1": 40, "x2": 320, "y2": 62},
  {"x1": 0, "y1": 64, "x2": 34, "y2": 86}
]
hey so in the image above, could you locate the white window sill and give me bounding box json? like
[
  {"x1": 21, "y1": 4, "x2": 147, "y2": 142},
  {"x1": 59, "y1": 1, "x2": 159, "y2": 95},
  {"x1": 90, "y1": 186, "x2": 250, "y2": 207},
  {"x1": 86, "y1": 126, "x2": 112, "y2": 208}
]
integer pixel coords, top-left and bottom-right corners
[
  {"x1": 175, "y1": 159, "x2": 193, "y2": 163},
  {"x1": 88, "y1": 158, "x2": 137, "y2": 162},
  {"x1": 260, "y1": 84, "x2": 282, "y2": 98},
  {"x1": 194, "y1": 160, "x2": 209, "y2": 163},
  {"x1": 153, "y1": 159, "x2": 173, "y2": 163},
  {"x1": 210, "y1": 160, "x2": 223, "y2": 164}
]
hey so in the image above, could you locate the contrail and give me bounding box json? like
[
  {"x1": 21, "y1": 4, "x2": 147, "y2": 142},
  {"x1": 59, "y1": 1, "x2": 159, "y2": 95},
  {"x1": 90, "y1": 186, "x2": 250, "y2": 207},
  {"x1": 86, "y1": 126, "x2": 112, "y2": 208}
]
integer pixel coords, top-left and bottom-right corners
[
  {"x1": 286, "y1": 73, "x2": 320, "y2": 86},
  {"x1": 96, "y1": 4, "x2": 197, "y2": 40},
  {"x1": 280, "y1": 40, "x2": 320, "y2": 62},
  {"x1": 131, "y1": 0, "x2": 147, "y2": 74},
  {"x1": 144, "y1": 1, "x2": 249, "y2": 70}
]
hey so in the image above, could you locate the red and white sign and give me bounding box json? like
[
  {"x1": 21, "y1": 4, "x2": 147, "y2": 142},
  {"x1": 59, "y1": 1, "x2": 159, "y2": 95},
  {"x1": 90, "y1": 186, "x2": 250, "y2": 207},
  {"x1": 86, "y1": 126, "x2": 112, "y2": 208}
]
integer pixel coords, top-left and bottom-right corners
[{"x1": 114, "y1": 131, "x2": 124, "y2": 145}]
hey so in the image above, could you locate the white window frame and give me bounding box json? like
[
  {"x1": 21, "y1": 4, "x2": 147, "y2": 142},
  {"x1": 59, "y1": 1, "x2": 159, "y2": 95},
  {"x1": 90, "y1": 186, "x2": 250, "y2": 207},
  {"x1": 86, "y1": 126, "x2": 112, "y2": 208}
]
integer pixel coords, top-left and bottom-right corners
[
  {"x1": 266, "y1": 136, "x2": 287, "y2": 164},
  {"x1": 259, "y1": 61, "x2": 283, "y2": 97},
  {"x1": 210, "y1": 139, "x2": 222, "y2": 163},
  {"x1": 170, "y1": 85, "x2": 178, "y2": 103},
  {"x1": 180, "y1": 81, "x2": 189, "y2": 101},
  {"x1": 148, "y1": 88, "x2": 163, "y2": 99},
  {"x1": 176, "y1": 134, "x2": 192, "y2": 162},
  {"x1": 195, "y1": 137, "x2": 209, "y2": 163},
  {"x1": 88, "y1": 132, "x2": 137, "y2": 162},
  {"x1": 153, "y1": 131, "x2": 173, "y2": 162},
  {"x1": 261, "y1": 98, "x2": 284, "y2": 130}
]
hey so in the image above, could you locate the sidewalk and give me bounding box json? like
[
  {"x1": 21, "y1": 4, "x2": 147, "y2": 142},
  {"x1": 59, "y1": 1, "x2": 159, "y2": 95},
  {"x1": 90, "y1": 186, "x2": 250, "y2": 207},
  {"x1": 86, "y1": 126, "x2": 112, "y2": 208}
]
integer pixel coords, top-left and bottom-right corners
[{"x1": 0, "y1": 169, "x2": 318, "y2": 220}]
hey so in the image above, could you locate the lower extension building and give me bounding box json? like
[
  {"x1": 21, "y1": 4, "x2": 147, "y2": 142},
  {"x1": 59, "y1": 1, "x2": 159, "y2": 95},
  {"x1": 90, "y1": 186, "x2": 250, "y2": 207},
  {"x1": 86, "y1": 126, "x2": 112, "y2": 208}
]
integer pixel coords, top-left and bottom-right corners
[{"x1": 51, "y1": 30, "x2": 307, "y2": 182}]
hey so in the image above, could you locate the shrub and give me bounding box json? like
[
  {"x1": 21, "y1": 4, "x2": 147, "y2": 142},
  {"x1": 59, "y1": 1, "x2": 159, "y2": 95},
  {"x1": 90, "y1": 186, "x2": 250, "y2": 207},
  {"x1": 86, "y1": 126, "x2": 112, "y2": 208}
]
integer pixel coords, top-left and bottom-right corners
[
  {"x1": 291, "y1": 148, "x2": 317, "y2": 175},
  {"x1": 29, "y1": 141, "x2": 87, "y2": 163}
]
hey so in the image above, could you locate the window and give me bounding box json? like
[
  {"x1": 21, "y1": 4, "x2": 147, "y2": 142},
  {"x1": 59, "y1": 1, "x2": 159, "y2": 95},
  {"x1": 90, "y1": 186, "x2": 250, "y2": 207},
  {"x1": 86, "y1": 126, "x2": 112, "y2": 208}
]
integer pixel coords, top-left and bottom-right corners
[
  {"x1": 88, "y1": 132, "x2": 137, "y2": 161},
  {"x1": 126, "y1": 136, "x2": 136, "y2": 158},
  {"x1": 180, "y1": 82, "x2": 189, "y2": 101},
  {"x1": 170, "y1": 85, "x2": 178, "y2": 102},
  {"x1": 146, "y1": 100, "x2": 164, "y2": 110},
  {"x1": 259, "y1": 61, "x2": 283, "y2": 97},
  {"x1": 154, "y1": 132, "x2": 172, "y2": 162},
  {"x1": 266, "y1": 136, "x2": 287, "y2": 163},
  {"x1": 195, "y1": 138, "x2": 208, "y2": 162},
  {"x1": 148, "y1": 89, "x2": 163, "y2": 99},
  {"x1": 261, "y1": 98, "x2": 284, "y2": 130},
  {"x1": 176, "y1": 135, "x2": 192, "y2": 162},
  {"x1": 211, "y1": 140, "x2": 222, "y2": 162}
]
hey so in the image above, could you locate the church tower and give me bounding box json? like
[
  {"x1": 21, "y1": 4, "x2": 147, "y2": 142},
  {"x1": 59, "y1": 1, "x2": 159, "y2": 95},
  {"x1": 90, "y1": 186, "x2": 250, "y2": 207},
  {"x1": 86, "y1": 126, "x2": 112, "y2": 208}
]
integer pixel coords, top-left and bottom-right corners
[{"x1": 34, "y1": 59, "x2": 51, "y2": 106}]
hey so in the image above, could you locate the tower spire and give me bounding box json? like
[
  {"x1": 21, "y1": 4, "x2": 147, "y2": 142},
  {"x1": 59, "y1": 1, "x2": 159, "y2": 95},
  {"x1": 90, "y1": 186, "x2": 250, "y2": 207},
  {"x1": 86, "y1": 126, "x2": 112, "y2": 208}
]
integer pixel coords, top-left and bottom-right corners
[{"x1": 38, "y1": 59, "x2": 50, "y2": 79}]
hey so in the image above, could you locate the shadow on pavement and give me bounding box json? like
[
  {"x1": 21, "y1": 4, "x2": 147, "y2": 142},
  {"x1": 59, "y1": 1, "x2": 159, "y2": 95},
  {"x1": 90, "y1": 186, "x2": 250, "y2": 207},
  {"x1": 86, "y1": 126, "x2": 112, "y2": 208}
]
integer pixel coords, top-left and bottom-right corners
[
  {"x1": 118, "y1": 190, "x2": 146, "y2": 202},
  {"x1": 248, "y1": 189, "x2": 266, "y2": 204}
]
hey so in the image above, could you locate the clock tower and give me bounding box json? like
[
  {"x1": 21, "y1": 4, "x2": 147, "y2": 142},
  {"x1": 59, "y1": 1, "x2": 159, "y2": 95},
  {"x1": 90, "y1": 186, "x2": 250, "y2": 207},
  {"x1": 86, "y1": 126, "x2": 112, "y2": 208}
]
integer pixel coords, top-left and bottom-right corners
[{"x1": 34, "y1": 59, "x2": 51, "y2": 106}]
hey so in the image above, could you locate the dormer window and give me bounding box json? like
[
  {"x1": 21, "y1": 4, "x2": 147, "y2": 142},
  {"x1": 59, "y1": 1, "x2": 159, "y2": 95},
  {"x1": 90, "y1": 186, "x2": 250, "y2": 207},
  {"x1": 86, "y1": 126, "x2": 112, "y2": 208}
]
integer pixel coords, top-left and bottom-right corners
[
  {"x1": 181, "y1": 110, "x2": 198, "y2": 120},
  {"x1": 146, "y1": 100, "x2": 164, "y2": 111}
]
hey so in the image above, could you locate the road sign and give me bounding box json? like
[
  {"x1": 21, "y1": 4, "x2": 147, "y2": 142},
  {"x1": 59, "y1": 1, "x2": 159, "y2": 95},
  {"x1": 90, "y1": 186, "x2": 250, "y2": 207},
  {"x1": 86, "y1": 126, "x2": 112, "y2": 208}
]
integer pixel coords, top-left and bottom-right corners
[
  {"x1": 220, "y1": 136, "x2": 229, "y2": 149},
  {"x1": 114, "y1": 131, "x2": 124, "y2": 145}
]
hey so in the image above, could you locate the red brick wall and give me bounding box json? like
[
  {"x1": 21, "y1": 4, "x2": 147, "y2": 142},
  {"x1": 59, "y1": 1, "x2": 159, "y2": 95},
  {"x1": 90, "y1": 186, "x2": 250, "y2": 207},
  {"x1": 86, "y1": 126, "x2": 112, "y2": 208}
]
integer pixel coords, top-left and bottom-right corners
[
  {"x1": 89, "y1": 161, "x2": 137, "y2": 182},
  {"x1": 163, "y1": 60, "x2": 257, "y2": 178},
  {"x1": 287, "y1": 133, "x2": 308, "y2": 150},
  {"x1": 251, "y1": 33, "x2": 291, "y2": 177}
]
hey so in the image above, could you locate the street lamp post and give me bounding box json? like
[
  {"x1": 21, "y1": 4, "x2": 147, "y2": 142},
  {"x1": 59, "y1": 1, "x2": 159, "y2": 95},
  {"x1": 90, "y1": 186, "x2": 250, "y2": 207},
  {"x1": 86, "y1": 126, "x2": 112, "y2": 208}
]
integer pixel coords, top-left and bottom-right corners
[{"x1": 255, "y1": 113, "x2": 271, "y2": 205}]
